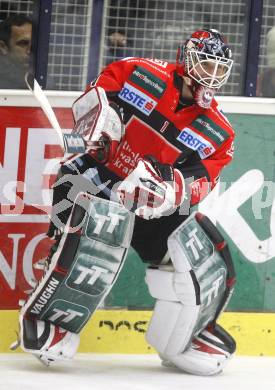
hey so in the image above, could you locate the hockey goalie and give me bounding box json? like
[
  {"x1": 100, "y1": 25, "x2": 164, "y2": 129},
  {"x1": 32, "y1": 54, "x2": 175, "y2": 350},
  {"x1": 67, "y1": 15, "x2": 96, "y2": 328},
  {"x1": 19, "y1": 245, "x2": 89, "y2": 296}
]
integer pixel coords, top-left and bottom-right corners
[{"x1": 14, "y1": 29, "x2": 237, "y2": 375}]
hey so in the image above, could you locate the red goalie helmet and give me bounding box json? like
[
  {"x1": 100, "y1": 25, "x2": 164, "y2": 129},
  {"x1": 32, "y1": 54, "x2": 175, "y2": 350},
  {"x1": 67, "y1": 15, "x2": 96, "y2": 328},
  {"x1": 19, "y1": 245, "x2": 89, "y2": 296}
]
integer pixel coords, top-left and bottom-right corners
[{"x1": 176, "y1": 29, "x2": 233, "y2": 89}]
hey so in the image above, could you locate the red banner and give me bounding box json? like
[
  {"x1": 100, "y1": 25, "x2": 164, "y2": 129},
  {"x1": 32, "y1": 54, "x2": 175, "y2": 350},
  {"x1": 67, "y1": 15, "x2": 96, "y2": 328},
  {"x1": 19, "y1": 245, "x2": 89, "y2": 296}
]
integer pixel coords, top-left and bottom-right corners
[{"x1": 0, "y1": 107, "x2": 74, "y2": 308}]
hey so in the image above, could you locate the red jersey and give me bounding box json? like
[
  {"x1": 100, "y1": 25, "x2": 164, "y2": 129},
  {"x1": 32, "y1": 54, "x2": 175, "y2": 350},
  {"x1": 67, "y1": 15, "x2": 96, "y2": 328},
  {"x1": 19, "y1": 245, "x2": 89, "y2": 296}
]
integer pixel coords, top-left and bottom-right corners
[{"x1": 88, "y1": 57, "x2": 234, "y2": 205}]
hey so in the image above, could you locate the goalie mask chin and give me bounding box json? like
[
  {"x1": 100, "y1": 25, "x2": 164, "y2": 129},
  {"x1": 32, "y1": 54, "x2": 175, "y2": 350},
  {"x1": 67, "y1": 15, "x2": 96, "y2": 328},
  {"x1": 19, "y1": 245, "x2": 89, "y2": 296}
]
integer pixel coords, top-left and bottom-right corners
[
  {"x1": 188, "y1": 79, "x2": 217, "y2": 109},
  {"x1": 177, "y1": 29, "x2": 233, "y2": 109}
]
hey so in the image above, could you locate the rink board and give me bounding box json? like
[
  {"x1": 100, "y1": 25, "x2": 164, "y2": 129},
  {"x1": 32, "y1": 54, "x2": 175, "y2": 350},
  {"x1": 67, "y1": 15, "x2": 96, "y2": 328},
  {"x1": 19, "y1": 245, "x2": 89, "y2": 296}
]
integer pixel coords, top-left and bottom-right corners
[
  {"x1": 1, "y1": 103, "x2": 275, "y2": 313},
  {"x1": 1, "y1": 310, "x2": 275, "y2": 356}
]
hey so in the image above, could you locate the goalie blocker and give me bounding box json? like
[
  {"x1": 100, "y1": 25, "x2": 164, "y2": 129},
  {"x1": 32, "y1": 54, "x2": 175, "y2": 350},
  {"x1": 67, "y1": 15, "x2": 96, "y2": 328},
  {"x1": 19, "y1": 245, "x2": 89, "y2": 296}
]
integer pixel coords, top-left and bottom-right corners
[
  {"x1": 61, "y1": 86, "x2": 124, "y2": 158},
  {"x1": 145, "y1": 212, "x2": 236, "y2": 376},
  {"x1": 16, "y1": 194, "x2": 135, "y2": 365}
]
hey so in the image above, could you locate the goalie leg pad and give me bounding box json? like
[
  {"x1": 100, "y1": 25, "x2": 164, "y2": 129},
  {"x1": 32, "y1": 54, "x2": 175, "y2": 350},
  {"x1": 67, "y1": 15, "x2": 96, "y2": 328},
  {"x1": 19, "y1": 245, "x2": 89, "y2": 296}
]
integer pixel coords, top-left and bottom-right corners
[
  {"x1": 22, "y1": 193, "x2": 134, "y2": 332},
  {"x1": 145, "y1": 268, "x2": 200, "y2": 356},
  {"x1": 145, "y1": 212, "x2": 236, "y2": 375},
  {"x1": 19, "y1": 194, "x2": 134, "y2": 362}
]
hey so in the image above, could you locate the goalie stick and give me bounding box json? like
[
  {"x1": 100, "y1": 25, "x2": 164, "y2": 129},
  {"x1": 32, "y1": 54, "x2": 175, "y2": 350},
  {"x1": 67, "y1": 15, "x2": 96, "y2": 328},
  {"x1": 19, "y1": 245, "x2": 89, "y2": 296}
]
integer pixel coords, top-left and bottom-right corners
[
  {"x1": 24, "y1": 73, "x2": 90, "y2": 155},
  {"x1": 25, "y1": 73, "x2": 66, "y2": 151}
]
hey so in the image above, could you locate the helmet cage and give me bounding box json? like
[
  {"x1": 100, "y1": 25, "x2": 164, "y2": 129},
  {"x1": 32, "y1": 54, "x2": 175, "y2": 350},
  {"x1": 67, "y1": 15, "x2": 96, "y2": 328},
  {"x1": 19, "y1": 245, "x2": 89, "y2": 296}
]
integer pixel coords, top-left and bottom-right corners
[{"x1": 186, "y1": 49, "x2": 233, "y2": 89}]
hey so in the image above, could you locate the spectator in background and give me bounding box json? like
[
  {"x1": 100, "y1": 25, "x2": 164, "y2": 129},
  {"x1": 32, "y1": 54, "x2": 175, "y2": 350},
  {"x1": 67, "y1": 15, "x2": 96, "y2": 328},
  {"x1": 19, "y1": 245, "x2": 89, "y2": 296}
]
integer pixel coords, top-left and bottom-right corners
[
  {"x1": 0, "y1": 14, "x2": 32, "y2": 88},
  {"x1": 105, "y1": 0, "x2": 146, "y2": 64},
  {"x1": 257, "y1": 26, "x2": 275, "y2": 97},
  {"x1": 104, "y1": 1, "x2": 198, "y2": 66}
]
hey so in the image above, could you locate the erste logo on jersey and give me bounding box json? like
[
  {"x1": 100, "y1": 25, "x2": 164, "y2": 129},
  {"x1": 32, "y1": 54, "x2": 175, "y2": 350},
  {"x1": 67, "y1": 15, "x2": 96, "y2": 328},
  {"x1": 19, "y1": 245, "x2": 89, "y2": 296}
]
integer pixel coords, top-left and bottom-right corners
[
  {"x1": 119, "y1": 82, "x2": 157, "y2": 116},
  {"x1": 177, "y1": 127, "x2": 215, "y2": 159}
]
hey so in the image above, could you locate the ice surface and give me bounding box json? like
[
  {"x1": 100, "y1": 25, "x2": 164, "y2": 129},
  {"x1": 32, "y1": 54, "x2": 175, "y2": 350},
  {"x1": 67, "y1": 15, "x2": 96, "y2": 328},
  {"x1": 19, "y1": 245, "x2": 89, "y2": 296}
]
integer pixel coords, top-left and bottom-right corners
[{"x1": 1, "y1": 354, "x2": 275, "y2": 390}]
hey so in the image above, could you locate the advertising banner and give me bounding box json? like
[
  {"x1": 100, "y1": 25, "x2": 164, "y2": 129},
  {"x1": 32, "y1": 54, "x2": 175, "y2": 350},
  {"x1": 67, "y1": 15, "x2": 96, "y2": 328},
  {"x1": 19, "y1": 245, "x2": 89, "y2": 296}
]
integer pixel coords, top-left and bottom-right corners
[
  {"x1": 0, "y1": 107, "x2": 72, "y2": 308},
  {"x1": 1, "y1": 107, "x2": 275, "y2": 311}
]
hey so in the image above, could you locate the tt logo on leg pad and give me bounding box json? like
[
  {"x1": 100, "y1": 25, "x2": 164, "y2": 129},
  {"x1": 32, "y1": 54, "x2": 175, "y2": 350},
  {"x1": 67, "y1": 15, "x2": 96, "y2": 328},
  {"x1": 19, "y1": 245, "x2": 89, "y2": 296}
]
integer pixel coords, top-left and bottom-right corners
[
  {"x1": 74, "y1": 265, "x2": 108, "y2": 286},
  {"x1": 48, "y1": 308, "x2": 84, "y2": 324},
  {"x1": 93, "y1": 212, "x2": 126, "y2": 235}
]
